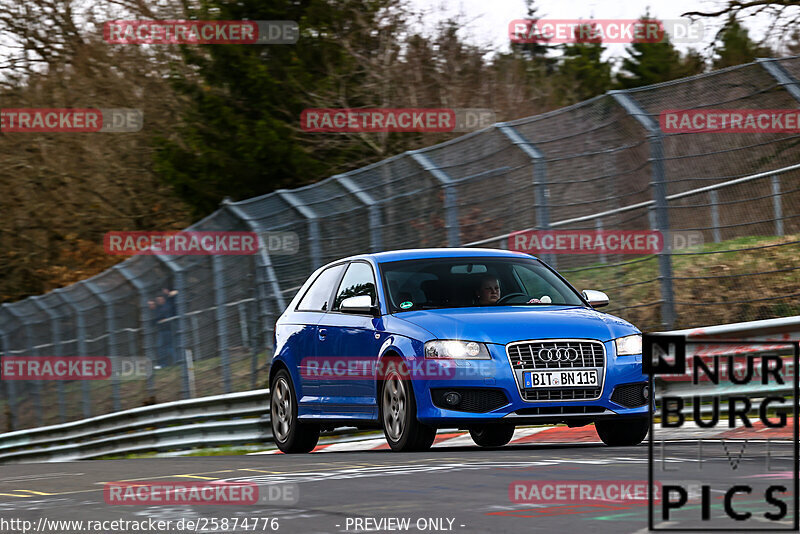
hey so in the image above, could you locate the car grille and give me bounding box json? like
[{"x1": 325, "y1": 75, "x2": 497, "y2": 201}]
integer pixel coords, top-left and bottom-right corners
[
  {"x1": 508, "y1": 340, "x2": 604, "y2": 369},
  {"x1": 611, "y1": 382, "x2": 648, "y2": 408},
  {"x1": 431, "y1": 388, "x2": 509, "y2": 413},
  {"x1": 506, "y1": 339, "x2": 605, "y2": 402}
]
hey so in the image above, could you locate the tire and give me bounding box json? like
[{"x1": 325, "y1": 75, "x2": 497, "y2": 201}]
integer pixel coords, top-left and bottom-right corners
[
  {"x1": 469, "y1": 424, "x2": 515, "y2": 448},
  {"x1": 270, "y1": 369, "x2": 320, "y2": 453},
  {"x1": 595, "y1": 417, "x2": 649, "y2": 446},
  {"x1": 380, "y1": 358, "x2": 436, "y2": 452}
]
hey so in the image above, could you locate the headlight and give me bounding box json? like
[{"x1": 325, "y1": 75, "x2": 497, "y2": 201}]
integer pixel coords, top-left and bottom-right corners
[
  {"x1": 424, "y1": 340, "x2": 491, "y2": 359},
  {"x1": 615, "y1": 334, "x2": 642, "y2": 356}
]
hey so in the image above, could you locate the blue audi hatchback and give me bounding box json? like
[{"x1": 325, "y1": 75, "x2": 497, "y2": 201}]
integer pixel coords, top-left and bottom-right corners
[{"x1": 269, "y1": 248, "x2": 648, "y2": 453}]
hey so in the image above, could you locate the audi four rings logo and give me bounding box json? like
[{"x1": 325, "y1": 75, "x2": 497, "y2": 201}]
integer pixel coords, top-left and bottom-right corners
[{"x1": 538, "y1": 347, "x2": 579, "y2": 361}]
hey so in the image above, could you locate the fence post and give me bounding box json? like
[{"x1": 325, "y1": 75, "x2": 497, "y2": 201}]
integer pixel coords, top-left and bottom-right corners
[
  {"x1": 409, "y1": 150, "x2": 461, "y2": 247},
  {"x1": 211, "y1": 255, "x2": 232, "y2": 393},
  {"x1": 275, "y1": 190, "x2": 322, "y2": 270},
  {"x1": 31, "y1": 296, "x2": 66, "y2": 423},
  {"x1": 758, "y1": 58, "x2": 797, "y2": 239},
  {"x1": 224, "y1": 201, "x2": 285, "y2": 366},
  {"x1": 53, "y1": 289, "x2": 92, "y2": 418},
  {"x1": 772, "y1": 175, "x2": 784, "y2": 237},
  {"x1": 757, "y1": 58, "x2": 800, "y2": 102},
  {"x1": 335, "y1": 173, "x2": 383, "y2": 252},
  {"x1": 85, "y1": 281, "x2": 120, "y2": 412},
  {"x1": 0, "y1": 330, "x2": 16, "y2": 431},
  {"x1": 496, "y1": 123, "x2": 555, "y2": 266},
  {"x1": 5, "y1": 304, "x2": 44, "y2": 427},
  {"x1": 1, "y1": 304, "x2": 43, "y2": 427},
  {"x1": 610, "y1": 90, "x2": 675, "y2": 329},
  {"x1": 595, "y1": 219, "x2": 606, "y2": 264},
  {"x1": 152, "y1": 256, "x2": 191, "y2": 399},
  {"x1": 709, "y1": 190, "x2": 721, "y2": 243},
  {"x1": 24, "y1": 318, "x2": 43, "y2": 427},
  {"x1": 114, "y1": 264, "x2": 156, "y2": 400}
]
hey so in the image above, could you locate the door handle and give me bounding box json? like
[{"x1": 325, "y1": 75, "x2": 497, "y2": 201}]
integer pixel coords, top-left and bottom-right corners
[{"x1": 318, "y1": 328, "x2": 327, "y2": 340}]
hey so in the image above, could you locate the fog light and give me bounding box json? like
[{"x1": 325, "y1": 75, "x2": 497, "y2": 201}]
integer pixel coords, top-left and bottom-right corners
[
  {"x1": 642, "y1": 385, "x2": 650, "y2": 400},
  {"x1": 443, "y1": 391, "x2": 461, "y2": 406}
]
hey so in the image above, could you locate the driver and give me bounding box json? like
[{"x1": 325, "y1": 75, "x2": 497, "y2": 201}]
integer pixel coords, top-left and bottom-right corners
[
  {"x1": 474, "y1": 275, "x2": 547, "y2": 305},
  {"x1": 475, "y1": 275, "x2": 501, "y2": 305}
]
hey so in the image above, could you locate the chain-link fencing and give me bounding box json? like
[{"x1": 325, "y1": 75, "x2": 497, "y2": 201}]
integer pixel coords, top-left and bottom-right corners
[{"x1": 2, "y1": 56, "x2": 800, "y2": 431}]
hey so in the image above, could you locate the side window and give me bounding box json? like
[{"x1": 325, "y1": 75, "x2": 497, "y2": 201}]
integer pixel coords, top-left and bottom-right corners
[
  {"x1": 297, "y1": 264, "x2": 345, "y2": 311},
  {"x1": 333, "y1": 262, "x2": 377, "y2": 310}
]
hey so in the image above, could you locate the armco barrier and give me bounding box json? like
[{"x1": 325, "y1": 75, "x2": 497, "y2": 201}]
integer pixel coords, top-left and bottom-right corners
[
  {"x1": 0, "y1": 389, "x2": 271, "y2": 463},
  {"x1": 1, "y1": 315, "x2": 798, "y2": 463}
]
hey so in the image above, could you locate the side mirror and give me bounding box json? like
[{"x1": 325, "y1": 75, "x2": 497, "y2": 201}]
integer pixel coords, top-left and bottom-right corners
[
  {"x1": 582, "y1": 289, "x2": 609, "y2": 308},
  {"x1": 340, "y1": 295, "x2": 380, "y2": 316}
]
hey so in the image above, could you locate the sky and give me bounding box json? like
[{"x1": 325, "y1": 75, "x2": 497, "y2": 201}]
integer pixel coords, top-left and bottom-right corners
[{"x1": 408, "y1": 0, "x2": 784, "y2": 62}]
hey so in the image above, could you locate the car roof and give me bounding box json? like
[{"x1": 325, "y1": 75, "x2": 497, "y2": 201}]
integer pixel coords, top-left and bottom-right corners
[{"x1": 337, "y1": 248, "x2": 537, "y2": 264}]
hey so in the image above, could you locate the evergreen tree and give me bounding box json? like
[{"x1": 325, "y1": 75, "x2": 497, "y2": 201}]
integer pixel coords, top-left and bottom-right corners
[
  {"x1": 616, "y1": 13, "x2": 705, "y2": 88},
  {"x1": 554, "y1": 23, "x2": 611, "y2": 104},
  {"x1": 510, "y1": 0, "x2": 553, "y2": 70},
  {"x1": 153, "y1": 0, "x2": 396, "y2": 216},
  {"x1": 713, "y1": 15, "x2": 773, "y2": 68}
]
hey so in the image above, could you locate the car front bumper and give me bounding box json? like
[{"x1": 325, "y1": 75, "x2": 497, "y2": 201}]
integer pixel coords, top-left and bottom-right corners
[{"x1": 411, "y1": 340, "x2": 649, "y2": 426}]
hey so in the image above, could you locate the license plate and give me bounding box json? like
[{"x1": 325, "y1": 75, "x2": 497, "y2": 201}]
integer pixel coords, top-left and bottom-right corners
[{"x1": 523, "y1": 369, "x2": 598, "y2": 388}]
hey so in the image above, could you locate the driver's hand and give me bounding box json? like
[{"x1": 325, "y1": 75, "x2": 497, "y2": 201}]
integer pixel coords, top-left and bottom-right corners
[{"x1": 527, "y1": 298, "x2": 541, "y2": 303}]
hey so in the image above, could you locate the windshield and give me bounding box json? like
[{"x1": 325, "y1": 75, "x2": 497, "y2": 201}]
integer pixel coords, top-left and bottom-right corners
[{"x1": 380, "y1": 257, "x2": 585, "y2": 312}]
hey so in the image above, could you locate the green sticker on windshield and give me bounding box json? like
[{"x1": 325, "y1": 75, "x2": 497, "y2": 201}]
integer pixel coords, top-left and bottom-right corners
[{"x1": 400, "y1": 301, "x2": 413, "y2": 309}]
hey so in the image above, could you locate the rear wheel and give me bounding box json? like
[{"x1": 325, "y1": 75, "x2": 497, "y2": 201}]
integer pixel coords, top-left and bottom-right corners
[
  {"x1": 270, "y1": 369, "x2": 320, "y2": 453},
  {"x1": 469, "y1": 424, "x2": 515, "y2": 447},
  {"x1": 380, "y1": 359, "x2": 436, "y2": 452},
  {"x1": 595, "y1": 417, "x2": 649, "y2": 446}
]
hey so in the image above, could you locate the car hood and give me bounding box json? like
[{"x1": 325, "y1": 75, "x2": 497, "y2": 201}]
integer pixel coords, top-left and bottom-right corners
[{"x1": 394, "y1": 306, "x2": 638, "y2": 345}]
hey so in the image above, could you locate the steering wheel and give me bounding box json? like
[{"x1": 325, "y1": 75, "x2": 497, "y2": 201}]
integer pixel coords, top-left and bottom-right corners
[{"x1": 496, "y1": 292, "x2": 528, "y2": 305}]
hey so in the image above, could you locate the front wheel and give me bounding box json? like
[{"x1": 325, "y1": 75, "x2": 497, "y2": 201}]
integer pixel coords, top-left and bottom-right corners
[
  {"x1": 380, "y1": 359, "x2": 436, "y2": 452},
  {"x1": 470, "y1": 424, "x2": 515, "y2": 447},
  {"x1": 270, "y1": 369, "x2": 320, "y2": 453},
  {"x1": 595, "y1": 417, "x2": 649, "y2": 446}
]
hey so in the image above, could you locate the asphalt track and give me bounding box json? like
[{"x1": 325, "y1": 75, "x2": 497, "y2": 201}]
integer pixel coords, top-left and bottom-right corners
[{"x1": 0, "y1": 437, "x2": 795, "y2": 534}]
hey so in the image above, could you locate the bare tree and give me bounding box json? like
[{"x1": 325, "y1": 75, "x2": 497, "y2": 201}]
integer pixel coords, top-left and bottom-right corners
[
  {"x1": 682, "y1": 0, "x2": 800, "y2": 51},
  {"x1": 0, "y1": 0, "x2": 193, "y2": 301}
]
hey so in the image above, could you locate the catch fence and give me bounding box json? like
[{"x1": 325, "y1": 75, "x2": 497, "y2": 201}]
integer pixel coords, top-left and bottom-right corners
[{"x1": 2, "y1": 56, "x2": 800, "y2": 431}]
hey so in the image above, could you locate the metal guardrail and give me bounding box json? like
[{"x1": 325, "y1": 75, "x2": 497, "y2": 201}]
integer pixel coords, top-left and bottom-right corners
[
  {"x1": 1, "y1": 315, "x2": 798, "y2": 463},
  {"x1": 671, "y1": 315, "x2": 800, "y2": 340},
  {"x1": 0, "y1": 389, "x2": 271, "y2": 463}
]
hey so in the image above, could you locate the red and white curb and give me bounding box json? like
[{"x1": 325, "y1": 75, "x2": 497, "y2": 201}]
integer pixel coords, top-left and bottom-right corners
[{"x1": 251, "y1": 419, "x2": 795, "y2": 455}]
